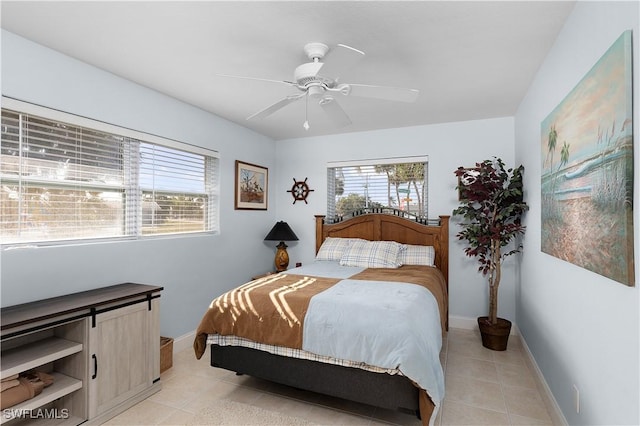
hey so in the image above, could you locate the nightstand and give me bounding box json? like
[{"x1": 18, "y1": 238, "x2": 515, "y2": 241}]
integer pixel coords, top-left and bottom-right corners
[{"x1": 251, "y1": 271, "x2": 276, "y2": 280}]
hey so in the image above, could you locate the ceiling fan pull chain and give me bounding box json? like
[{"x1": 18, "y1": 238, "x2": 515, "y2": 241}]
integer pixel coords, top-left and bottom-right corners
[{"x1": 303, "y1": 94, "x2": 310, "y2": 131}]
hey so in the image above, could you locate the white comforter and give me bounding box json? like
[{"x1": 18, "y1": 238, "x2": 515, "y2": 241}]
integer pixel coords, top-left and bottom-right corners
[{"x1": 297, "y1": 262, "x2": 445, "y2": 408}]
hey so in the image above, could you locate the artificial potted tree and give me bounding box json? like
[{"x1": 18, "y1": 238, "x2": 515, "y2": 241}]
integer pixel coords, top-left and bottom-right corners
[{"x1": 453, "y1": 158, "x2": 528, "y2": 351}]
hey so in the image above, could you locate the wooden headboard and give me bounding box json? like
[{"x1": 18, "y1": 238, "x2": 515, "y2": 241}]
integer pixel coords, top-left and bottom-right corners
[{"x1": 314, "y1": 213, "x2": 450, "y2": 286}]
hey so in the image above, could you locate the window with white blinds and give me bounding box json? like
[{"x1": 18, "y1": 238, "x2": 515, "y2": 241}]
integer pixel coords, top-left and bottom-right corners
[
  {"x1": 326, "y1": 157, "x2": 429, "y2": 223},
  {"x1": 0, "y1": 101, "x2": 219, "y2": 245}
]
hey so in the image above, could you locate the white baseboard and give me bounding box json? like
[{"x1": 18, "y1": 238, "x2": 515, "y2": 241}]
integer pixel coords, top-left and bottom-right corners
[
  {"x1": 448, "y1": 315, "x2": 477, "y2": 331},
  {"x1": 518, "y1": 334, "x2": 568, "y2": 425},
  {"x1": 172, "y1": 330, "x2": 196, "y2": 354}
]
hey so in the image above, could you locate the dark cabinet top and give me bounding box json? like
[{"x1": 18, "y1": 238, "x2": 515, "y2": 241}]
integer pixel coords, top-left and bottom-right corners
[{"x1": 1, "y1": 283, "x2": 163, "y2": 338}]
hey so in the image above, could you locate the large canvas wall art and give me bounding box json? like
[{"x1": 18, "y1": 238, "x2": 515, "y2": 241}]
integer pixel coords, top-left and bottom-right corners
[{"x1": 541, "y1": 30, "x2": 634, "y2": 286}]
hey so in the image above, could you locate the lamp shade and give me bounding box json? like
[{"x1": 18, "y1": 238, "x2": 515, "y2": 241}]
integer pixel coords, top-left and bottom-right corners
[{"x1": 264, "y1": 221, "x2": 298, "y2": 241}]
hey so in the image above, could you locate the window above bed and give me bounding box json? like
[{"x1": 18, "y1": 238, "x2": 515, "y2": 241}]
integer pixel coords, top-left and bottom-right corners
[
  {"x1": 0, "y1": 98, "x2": 219, "y2": 246},
  {"x1": 326, "y1": 156, "x2": 428, "y2": 224}
]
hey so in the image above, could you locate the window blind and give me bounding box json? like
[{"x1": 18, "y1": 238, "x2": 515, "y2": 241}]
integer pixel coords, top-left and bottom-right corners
[
  {"x1": 139, "y1": 143, "x2": 209, "y2": 235},
  {"x1": 326, "y1": 157, "x2": 428, "y2": 223},
  {"x1": 1, "y1": 100, "x2": 219, "y2": 245}
]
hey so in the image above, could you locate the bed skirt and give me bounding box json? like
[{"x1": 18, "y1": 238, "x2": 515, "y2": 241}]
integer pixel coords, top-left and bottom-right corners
[{"x1": 210, "y1": 344, "x2": 421, "y2": 414}]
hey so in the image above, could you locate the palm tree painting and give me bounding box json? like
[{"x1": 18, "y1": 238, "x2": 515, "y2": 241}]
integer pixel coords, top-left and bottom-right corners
[{"x1": 541, "y1": 30, "x2": 634, "y2": 286}]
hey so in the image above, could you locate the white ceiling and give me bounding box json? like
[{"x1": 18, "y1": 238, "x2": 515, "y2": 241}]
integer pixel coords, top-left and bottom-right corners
[{"x1": 1, "y1": 1, "x2": 575, "y2": 141}]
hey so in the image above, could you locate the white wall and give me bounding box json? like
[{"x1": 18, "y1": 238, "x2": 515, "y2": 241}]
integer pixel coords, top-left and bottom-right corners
[
  {"x1": 514, "y1": 2, "x2": 639, "y2": 424},
  {"x1": 274, "y1": 117, "x2": 518, "y2": 324},
  {"x1": 0, "y1": 30, "x2": 277, "y2": 339}
]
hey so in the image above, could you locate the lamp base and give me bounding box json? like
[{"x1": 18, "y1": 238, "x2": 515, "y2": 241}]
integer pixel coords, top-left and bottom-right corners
[{"x1": 274, "y1": 241, "x2": 289, "y2": 272}]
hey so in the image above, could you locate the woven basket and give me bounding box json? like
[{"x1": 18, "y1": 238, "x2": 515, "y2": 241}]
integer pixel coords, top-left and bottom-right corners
[{"x1": 160, "y1": 336, "x2": 174, "y2": 373}]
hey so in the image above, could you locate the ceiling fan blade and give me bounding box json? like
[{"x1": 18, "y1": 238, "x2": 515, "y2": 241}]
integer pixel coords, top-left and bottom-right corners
[
  {"x1": 319, "y1": 96, "x2": 352, "y2": 128},
  {"x1": 296, "y1": 61, "x2": 324, "y2": 79},
  {"x1": 318, "y1": 44, "x2": 365, "y2": 79},
  {"x1": 217, "y1": 73, "x2": 296, "y2": 87},
  {"x1": 247, "y1": 93, "x2": 305, "y2": 120},
  {"x1": 346, "y1": 84, "x2": 419, "y2": 103}
]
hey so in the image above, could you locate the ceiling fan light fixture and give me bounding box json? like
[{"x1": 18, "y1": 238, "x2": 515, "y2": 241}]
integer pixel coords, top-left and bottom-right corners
[{"x1": 307, "y1": 84, "x2": 324, "y2": 98}]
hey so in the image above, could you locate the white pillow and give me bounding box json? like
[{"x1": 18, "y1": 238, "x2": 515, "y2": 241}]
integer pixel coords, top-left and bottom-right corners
[
  {"x1": 398, "y1": 244, "x2": 435, "y2": 266},
  {"x1": 316, "y1": 237, "x2": 362, "y2": 261},
  {"x1": 339, "y1": 240, "x2": 403, "y2": 268}
]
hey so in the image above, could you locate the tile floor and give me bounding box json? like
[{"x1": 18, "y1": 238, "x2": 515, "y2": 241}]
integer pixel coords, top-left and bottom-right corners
[{"x1": 104, "y1": 328, "x2": 555, "y2": 425}]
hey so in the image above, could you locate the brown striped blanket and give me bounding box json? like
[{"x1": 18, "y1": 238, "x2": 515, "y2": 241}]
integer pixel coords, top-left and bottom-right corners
[{"x1": 193, "y1": 265, "x2": 446, "y2": 360}]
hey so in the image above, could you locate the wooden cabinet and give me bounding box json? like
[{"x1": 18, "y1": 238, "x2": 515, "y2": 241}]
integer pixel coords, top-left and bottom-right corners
[
  {"x1": 87, "y1": 297, "x2": 160, "y2": 423},
  {"x1": 1, "y1": 283, "x2": 163, "y2": 425}
]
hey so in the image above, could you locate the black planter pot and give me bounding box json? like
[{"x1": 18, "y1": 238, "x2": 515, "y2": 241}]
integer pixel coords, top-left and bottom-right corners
[{"x1": 477, "y1": 316, "x2": 512, "y2": 351}]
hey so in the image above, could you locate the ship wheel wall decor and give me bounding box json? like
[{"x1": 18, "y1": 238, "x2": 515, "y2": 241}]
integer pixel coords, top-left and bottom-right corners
[{"x1": 287, "y1": 177, "x2": 314, "y2": 204}]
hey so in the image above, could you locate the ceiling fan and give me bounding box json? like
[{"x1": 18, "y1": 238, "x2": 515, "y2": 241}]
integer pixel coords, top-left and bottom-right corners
[{"x1": 219, "y1": 42, "x2": 420, "y2": 130}]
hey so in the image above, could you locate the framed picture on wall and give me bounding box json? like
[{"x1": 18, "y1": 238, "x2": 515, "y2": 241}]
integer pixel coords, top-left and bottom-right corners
[{"x1": 235, "y1": 160, "x2": 268, "y2": 210}]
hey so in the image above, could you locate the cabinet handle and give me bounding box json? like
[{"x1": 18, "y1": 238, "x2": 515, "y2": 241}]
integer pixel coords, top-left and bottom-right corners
[{"x1": 92, "y1": 354, "x2": 98, "y2": 379}]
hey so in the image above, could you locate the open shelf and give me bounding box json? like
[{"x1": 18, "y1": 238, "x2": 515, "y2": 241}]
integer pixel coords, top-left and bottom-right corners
[
  {"x1": 0, "y1": 373, "x2": 82, "y2": 425},
  {"x1": 1, "y1": 338, "x2": 83, "y2": 380}
]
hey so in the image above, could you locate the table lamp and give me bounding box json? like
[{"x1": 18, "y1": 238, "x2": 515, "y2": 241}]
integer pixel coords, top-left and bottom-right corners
[{"x1": 264, "y1": 221, "x2": 299, "y2": 272}]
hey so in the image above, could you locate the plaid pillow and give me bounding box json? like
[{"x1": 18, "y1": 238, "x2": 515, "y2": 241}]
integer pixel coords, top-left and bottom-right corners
[
  {"x1": 339, "y1": 240, "x2": 403, "y2": 268},
  {"x1": 316, "y1": 237, "x2": 362, "y2": 261},
  {"x1": 398, "y1": 244, "x2": 435, "y2": 266}
]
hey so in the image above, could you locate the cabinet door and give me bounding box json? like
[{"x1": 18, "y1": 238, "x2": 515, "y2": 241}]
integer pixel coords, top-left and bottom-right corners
[{"x1": 88, "y1": 301, "x2": 153, "y2": 418}]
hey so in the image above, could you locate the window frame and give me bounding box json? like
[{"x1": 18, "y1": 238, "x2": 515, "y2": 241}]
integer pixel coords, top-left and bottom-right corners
[{"x1": 1, "y1": 97, "x2": 220, "y2": 247}]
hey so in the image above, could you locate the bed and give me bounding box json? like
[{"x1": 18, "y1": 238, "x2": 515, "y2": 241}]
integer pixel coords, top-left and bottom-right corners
[{"x1": 193, "y1": 212, "x2": 449, "y2": 425}]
